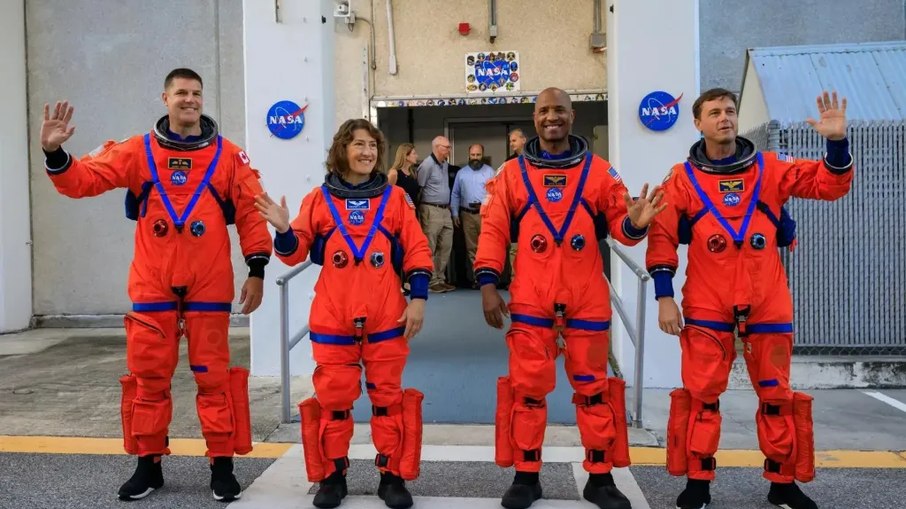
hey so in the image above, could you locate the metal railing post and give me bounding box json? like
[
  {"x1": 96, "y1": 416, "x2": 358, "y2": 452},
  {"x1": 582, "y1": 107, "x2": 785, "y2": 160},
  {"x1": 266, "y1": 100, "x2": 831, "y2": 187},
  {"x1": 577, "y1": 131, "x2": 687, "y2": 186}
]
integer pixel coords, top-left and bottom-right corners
[
  {"x1": 278, "y1": 278, "x2": 291, "y2": 424},
  {"x1": 275, "y1": 260, "x2": 314, "y2": 424},
  {"x1": 605, "y1": 239, "x2": 650, "y2": 429},
  {"x1": 632, "y1": 277, "x2": 647, "y2": 428}
]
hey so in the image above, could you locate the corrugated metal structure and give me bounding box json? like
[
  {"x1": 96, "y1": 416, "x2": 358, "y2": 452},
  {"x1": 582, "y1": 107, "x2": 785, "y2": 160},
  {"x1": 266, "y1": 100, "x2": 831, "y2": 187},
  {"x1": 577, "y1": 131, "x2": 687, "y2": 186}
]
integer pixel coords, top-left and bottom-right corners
[{"x1": 740, "y1": 42, "x2": 906, "y2": 355}]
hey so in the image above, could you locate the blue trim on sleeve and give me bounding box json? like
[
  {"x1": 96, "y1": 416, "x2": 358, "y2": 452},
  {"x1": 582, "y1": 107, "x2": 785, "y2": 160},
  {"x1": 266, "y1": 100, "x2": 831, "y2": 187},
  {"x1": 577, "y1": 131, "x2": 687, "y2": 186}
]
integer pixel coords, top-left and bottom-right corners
[
  {"x1": 274, "y1": 229, "x2": 299, "y2": 256},
  {"x1": 476, "y1": 268, "x2": 500, "y2": 287},
  {"x1": 408, "y1": 272, "x2": 430, "y2": 300},
  {"x1": 825, "y1": 137, "x2": 852, "y2": 173},
  {"x1": 622, "y1": 216, "x2": 649, "y2": 239},
  {"x1": 653, "y1": 271, "x2": 675, "y2": 299}
]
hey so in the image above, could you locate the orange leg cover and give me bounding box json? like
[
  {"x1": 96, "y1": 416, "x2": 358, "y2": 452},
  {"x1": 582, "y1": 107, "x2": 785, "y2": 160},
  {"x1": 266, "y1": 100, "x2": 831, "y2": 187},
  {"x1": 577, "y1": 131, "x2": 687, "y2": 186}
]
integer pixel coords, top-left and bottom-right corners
[
  {"x1": 687, "y1": 398, "x2": 722, "y2": 480},
  {"x1": 398, "y1": 388, "x2": 424, "y2": 480},
  {"x1": 756, "y1": 399, "x2": 796, "y2": 482},
  {"x1": 120, "y1": 374, "x2": 138, "y2": 455},
  {"x1": 299, "y1": 397, "x2": 326, "y2": 482},
  {"x1": 666, "y1": 388, "x2": 691, "y2": 476},
  {"x1": 793, "y1": 392, "x2": 815, "y2": 483},
  {"x1": 125, "y1": 311, "x2": 178, "y2": 457},
  {"x1": 495, "y1": 376, "x2": 515, "y2": 467},
  {"x1": 607, "y1": 377, "x2": 631, "y2": 468},
  {"x1": 230, "y1": 367, "x2": 252, "y2": 455}
]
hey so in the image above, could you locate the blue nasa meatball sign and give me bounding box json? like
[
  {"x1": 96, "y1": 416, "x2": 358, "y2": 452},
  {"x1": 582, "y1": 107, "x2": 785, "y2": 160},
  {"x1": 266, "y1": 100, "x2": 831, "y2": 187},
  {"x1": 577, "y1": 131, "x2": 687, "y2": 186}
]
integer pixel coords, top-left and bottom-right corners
[
  {"x1": 638, "y1": 91, "x2": 683, "y2": 132},
  {"x1": 266, "y1": 100, "x2": 307, "y2": 140}
]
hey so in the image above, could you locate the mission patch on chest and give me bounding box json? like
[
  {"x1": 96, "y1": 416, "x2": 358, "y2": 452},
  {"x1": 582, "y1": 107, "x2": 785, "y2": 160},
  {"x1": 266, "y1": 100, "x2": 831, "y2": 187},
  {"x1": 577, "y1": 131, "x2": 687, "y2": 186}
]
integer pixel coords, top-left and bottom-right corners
[
  {"x1": 167, "y1": 157, "x2": 192, "y2": 171},
  {"x1": 718, "y1": 179, "x2": 744, "y2": 193},
  {"x1": 543, "y1": 174, "x2": 568, "y2": 187},
  {"x1": 345, "y1": 199, "x2": 371, "y2": 210}
]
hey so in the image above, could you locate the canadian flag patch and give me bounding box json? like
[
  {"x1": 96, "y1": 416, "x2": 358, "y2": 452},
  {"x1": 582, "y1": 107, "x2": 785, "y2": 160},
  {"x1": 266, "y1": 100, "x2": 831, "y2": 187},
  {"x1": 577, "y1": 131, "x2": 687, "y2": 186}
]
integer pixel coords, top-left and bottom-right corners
[{"x1": 237, "y1": 150, "x2": 250, "y2": 165}]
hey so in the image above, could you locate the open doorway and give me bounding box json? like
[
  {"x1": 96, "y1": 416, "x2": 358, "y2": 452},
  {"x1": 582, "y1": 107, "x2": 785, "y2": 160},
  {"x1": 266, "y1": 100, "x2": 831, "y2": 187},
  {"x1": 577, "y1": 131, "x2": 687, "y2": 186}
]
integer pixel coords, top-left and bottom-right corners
[{"x1": 368, "y1": 100, "x2": 610, "y2": 424}]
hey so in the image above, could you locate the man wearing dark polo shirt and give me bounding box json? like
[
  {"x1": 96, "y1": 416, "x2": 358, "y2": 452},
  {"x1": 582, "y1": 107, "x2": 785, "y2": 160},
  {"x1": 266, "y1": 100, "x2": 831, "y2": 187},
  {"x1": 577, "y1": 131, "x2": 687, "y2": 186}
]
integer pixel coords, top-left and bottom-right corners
[{"x1": 417, "y1": 135, "x2": 455, "y2": 292}]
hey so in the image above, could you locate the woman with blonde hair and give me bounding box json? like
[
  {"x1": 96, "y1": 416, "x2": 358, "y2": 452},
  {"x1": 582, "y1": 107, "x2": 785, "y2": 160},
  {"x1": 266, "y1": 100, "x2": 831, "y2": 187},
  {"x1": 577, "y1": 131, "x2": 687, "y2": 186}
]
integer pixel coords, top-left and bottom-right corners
[{"x1": 388, "y1": 143, "x2": 420, "y2": 207}]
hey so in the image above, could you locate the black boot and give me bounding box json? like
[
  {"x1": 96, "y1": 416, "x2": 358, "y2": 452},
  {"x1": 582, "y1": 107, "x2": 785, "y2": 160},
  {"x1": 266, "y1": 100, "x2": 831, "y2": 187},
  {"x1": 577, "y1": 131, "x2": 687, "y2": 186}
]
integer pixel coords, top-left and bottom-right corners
[
  {"x1": 313, "y1": 470, "x2": 348, "y2": 509},
  {"x1": 767, "y1": 482, "x2": 818, "y2": 509},
  {"x1": 582, "y1": 473, "x2": 632, "y2": 509},
  {"x1": 377, "y1": 472, "x2": 413, "y2": 509},
  {"x1": 676, "y1": 478, "x2": 711, "y2": 509},
  {"x1": 501, "y1": 471, "x2": 542, "y2": 509},
  {"x1": 117, "y1": 455, "x2": 164, "y2": 501},
  {"x1": 210, "y1": 457, "x2": 241, "y2": 502}
]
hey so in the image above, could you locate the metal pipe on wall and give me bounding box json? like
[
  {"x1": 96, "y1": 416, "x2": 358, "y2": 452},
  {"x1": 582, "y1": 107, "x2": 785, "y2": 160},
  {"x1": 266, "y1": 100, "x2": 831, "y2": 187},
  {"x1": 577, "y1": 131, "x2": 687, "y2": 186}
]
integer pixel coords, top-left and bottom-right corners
[
  {"x1": 488, "y1": 0, "x2": 498, "y2": 43},
  {"x1": 386, "y1": 0, "x2": 398, "y2": 75}
]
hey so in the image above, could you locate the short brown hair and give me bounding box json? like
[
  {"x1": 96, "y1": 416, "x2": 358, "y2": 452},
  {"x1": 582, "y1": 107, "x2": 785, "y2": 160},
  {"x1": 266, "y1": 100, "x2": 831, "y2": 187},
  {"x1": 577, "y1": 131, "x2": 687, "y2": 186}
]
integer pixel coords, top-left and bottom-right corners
[
  {"x1": 326, "y1": 119, "x2": 386, "y2": 176},
  {"x1": 164, "y1": 68, "x2": 203, "y2": 90},
  {"x1": 692, "y1": 88, "x2": 738, "y2": 119}
]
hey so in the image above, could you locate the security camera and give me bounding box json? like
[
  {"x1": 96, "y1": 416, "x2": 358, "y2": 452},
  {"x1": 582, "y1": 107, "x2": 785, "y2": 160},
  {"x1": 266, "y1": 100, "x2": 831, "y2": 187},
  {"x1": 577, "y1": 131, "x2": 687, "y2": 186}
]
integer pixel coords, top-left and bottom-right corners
[{"x1": 334, "y1": 1, "x2": 350, "y2": 16}]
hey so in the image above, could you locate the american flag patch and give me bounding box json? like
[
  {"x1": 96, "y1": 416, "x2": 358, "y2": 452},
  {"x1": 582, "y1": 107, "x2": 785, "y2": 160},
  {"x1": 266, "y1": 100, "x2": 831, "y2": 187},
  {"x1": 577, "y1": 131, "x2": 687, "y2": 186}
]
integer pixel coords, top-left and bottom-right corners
[
  {"x1": 778, "y1": 153, "x2": 794, "y2": 163},
  {"x1": 404, "y1": 193, "x2": 415, "y2": 209},
  {"x1": 608, "y1": 166, "x2": 622, "y2": 181}
]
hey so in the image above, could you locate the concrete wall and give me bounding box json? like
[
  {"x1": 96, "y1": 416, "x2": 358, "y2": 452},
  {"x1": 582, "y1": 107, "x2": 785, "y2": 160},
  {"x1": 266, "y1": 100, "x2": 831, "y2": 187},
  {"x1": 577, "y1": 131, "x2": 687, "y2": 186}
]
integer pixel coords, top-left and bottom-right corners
[
  {"x1": 335, "y1": 0, "x2": 607, "y2": 121},
  {"x1": 0, "y1": 1, "x2": 33, "y2": 332},
  {"x1": 699, "y1": 0, "x2": 906, "y2": 92},
  {"x1": 27, "y1": 0, "x2": 246, "y2": 316}
]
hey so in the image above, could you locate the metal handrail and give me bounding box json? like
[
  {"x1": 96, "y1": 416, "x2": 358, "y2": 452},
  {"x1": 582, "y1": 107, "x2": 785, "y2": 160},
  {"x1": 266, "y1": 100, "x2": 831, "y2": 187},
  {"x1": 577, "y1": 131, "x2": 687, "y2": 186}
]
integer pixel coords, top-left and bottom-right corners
[
  {"x1": 276, "y1": 260, "x2": 314, "y2": 424},
  {"x1": 605, "y1": 238, "x2": 651, "y2": 428}
]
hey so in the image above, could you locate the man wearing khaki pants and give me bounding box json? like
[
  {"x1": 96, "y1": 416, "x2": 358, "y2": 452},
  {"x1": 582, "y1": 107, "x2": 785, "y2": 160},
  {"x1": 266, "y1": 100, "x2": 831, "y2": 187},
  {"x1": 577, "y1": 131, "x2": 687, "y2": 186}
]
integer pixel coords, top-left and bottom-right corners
[
  {"x1": 452, "y1": 143, "x2": 495, "y2": 288},
  {"x1": 417, "y1": 136, "x2": 455, "y2": 292}
]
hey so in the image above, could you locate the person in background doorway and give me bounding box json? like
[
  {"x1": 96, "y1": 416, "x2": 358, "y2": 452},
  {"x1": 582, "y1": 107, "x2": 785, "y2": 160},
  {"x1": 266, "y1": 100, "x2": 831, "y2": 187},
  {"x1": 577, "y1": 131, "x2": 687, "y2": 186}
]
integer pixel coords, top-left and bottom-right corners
[
  {"x1": 451, "y1": 143, "x2": 495, "y2": 288},
  {"x1": 497, "y1": 128, "x2": 528, "y2": 286},
  {"x1": 388, "y1": 143, "x2": 420, "y2": 206},
  {"x1": 417, "y1": 135, "x2": 455, "y2": 293}
]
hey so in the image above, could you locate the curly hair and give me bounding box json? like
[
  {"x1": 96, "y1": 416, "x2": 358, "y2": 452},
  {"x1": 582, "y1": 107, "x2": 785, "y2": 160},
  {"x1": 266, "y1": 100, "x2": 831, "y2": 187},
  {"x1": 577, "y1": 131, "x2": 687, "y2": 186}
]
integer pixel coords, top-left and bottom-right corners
[{"x1": 325, "y1": 119, "x2": 386, "y2": 176}]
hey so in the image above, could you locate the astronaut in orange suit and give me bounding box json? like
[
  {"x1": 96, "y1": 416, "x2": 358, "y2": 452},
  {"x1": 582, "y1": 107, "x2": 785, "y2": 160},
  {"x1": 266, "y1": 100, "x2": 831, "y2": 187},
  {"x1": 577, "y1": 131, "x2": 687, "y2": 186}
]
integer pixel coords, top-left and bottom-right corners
[
  {"x1": 475, "y1": 88, "x2": 665, "y2": 509},
  {"x1": 41, "y1": 68, "x2": 271, "y2": 503},
  {"x1": 256, "y1": 118, "x2": 433, "y2": 509},
  {"x1": 646, "y1": 88, "x2": 853, "y2": 509}
]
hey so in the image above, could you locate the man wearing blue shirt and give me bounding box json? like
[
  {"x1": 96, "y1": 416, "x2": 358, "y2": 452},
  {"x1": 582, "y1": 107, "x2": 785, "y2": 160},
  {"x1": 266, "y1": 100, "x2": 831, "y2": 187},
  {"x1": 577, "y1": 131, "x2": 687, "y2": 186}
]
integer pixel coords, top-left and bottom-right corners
[{"x1": 452, "y1": 144, "x2": 495, "y2": 286}]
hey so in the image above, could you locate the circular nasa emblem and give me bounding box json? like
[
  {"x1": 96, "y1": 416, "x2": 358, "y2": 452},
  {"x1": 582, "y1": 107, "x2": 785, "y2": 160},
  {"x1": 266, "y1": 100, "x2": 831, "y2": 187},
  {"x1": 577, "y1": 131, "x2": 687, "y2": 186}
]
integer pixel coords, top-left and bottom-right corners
[
  {"x1": 723, "y1": 192, "x2": 741, "y2": 207},
  {"x1": 170, "y1": 171, "x2": 187, "y2": 186},
  {"x1": 638, "y1": 91, "x2": 682, "y2": 132},
  {"x1": 546, "y1": 188, "x2": 563, "y2": 203},
  {"x1": 266, "y1": 100, "x2": 307, "y2": 140},
  {"x1": 348, "y1": 210, "x2": 365, "y2": 225}
]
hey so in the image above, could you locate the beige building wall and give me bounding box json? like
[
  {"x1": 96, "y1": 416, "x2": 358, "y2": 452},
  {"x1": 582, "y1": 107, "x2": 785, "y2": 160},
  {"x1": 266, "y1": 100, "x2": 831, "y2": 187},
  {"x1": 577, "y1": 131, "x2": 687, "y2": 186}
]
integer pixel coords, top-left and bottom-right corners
[{"x1": 335, "y1": 0, "x2": 606, "y2": 121}]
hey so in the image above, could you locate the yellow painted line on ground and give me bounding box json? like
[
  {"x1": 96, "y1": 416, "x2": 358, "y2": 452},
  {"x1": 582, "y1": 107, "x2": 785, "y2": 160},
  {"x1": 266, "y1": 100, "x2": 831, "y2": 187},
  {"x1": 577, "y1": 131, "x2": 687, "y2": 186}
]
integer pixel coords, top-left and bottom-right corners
[
  {"x1": 0, "y1": 436, "x2": 291, "y2": 458},
  {"x1": 1, "y1": 437, "x2": 904, "y2": 468},
  {"x1": 627, "y1": 447, "x2": 906, "y2": 468}
]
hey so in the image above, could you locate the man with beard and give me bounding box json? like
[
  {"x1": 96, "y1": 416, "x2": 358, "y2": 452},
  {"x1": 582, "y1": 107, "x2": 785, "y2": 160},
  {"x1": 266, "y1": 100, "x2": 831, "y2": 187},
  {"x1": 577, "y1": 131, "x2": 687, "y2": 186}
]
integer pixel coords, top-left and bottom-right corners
[
  {"x1": 451, "y1": 143, "x2": 495, "y2": 287},
  {"x1": 475, "y1": 87, "x2": 665, "y2": 509}
]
